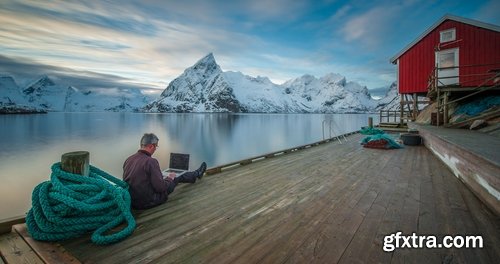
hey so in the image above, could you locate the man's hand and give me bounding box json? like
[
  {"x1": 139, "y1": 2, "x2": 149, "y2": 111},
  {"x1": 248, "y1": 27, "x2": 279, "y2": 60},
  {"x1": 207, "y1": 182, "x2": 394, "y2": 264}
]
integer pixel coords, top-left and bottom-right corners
[{"x1": 167, "y1": 172, "x2": 176, "y2": 180}]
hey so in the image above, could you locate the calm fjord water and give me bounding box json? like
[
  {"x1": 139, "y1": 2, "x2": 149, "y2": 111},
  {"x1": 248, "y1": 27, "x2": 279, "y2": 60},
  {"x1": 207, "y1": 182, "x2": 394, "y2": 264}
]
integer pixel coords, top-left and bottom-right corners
[{"x1": 0, "y1": 112, "x2": 377, "y2": 220}]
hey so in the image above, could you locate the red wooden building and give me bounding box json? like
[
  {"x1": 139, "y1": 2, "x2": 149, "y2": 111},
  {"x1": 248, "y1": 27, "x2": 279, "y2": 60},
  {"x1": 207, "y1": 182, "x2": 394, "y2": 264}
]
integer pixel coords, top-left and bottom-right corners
[{"x1": 390, "y1": 14, "x2": 500, "y2": 124}]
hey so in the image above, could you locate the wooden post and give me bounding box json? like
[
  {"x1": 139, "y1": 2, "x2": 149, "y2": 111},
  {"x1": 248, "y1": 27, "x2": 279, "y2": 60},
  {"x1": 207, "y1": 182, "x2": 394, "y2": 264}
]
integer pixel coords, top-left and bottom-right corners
[
  {"x1": 413, "y1": 93, "x2": 418, "y2": 121},
  {"x1": 443, "y1": 92, "x2": 449, "y2": 125},
  {"x1": 61, "y1": 151, "x2": 90, "y2": 176},
  {"x1": 437, "y1": 89, "x2": 440, "y2": 126},
  {"x1": 368, "y1": 117, "x2": 373, "y2": 128},
  {"x1": 400, "y1": 95, "x2": 404, "y2": 125}
]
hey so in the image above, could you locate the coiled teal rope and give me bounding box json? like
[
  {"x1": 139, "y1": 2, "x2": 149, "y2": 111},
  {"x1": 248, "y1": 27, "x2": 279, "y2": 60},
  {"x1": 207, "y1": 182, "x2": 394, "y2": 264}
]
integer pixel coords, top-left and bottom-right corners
[{"x1": 26, "y1": 162, "x2": 136, "y2": 245}]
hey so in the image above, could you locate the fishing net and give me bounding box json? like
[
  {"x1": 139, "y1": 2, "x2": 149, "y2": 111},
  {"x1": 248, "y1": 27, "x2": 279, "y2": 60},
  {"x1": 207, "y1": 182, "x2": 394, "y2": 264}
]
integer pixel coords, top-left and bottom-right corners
[
  {"x1": 359, "y1": 127, "x2": 385, "y2": 135},
  {"x1": 454, "y1": 96, "x2": 500, "y2": 116},
  {"x1": 361, "y1": 134, "x2": 402, "y2": 149}
]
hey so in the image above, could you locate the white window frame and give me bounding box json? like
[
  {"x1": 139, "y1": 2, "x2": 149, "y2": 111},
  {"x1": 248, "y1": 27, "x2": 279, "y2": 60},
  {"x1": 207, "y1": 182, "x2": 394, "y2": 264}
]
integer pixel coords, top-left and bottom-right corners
[
  {"x1": 440, "y1": 28, "x2": 456, "y2": 43},
  {"x1": 435, "y1": 48, "x2": 459, "y2": 86}
]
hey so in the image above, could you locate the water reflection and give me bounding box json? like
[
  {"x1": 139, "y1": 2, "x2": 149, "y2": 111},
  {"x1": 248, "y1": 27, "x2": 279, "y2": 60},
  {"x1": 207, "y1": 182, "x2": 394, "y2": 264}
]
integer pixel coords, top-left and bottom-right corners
[{"x1": 0, "y1": 112, "x2": 377, "y2": 220}]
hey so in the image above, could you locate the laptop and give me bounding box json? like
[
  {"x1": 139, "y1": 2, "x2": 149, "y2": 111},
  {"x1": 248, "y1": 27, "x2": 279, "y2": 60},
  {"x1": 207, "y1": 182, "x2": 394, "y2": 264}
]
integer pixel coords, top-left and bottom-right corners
[{"x1": 162, "y1": 153, "x2": 190, "y2": 178}]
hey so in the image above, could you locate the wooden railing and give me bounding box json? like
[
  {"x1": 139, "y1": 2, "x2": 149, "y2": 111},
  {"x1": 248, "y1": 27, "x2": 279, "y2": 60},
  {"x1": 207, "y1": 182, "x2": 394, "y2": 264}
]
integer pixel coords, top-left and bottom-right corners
[
  {"x1": 206, "y1": 131, "x2": 358, "y2": 175},
  {"x1": 428, "y1": 63, "x2": 500, "y2": 126},
  {"x1": 378, "y1": 110, "x2": 412, "y2": 123}
]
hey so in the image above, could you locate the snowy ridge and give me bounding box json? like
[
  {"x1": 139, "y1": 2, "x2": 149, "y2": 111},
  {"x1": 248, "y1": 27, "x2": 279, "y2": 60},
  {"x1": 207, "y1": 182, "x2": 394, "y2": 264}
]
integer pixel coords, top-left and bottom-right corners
[
  {"x1": 0, "y1": 75, "x2": 44, "y2": 113},
  {"x1": 375, "y1": 82, "x2": 400, "y2": 111},
  {"x1": 1, "y1": 74, "x2": 161, "y2": 112},
  {"x1": 23, "y1": 75, "x2": 68, "y2": 111},
  {"x1": 0, "y1": 76, "x2": 29, "y2": 106},
  {"x1": 147, "y1": 53, "x2": 241, "y2": 112},
  {"x1": 64, "y1": 86, "x2": 159, "y2": 112},
  {"x1": 145, "y1": 53, "x2": 385, "y2": 113}
]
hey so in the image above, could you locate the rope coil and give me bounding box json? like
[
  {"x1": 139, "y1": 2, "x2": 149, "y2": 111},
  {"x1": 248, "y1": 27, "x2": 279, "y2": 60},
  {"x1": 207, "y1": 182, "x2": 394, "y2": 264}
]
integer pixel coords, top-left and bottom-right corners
[{"x1": 26, "y1": 163, "x2": 136, "y2": 245}]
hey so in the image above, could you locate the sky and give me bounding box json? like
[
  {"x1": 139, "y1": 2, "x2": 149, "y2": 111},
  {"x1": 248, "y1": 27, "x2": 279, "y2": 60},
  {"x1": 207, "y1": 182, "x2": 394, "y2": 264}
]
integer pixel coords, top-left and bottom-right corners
[{"x1": 0, "y1": 0, "x2": 499, "y2": 96}]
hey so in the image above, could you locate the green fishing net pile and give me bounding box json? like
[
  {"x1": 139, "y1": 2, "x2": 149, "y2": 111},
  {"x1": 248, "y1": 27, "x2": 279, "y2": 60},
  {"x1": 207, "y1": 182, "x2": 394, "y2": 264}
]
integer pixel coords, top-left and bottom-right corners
[
  {"x1": 359, "y1": 127, "x2": 402, "y2": 149},
  {"x1": 360, "y1": 127, "x2": 385, "y2": 135}
]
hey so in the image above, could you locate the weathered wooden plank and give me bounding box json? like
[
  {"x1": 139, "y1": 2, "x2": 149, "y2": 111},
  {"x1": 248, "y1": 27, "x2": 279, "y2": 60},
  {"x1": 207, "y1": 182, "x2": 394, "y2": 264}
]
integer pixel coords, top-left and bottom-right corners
[
  {"x1": 0, "y1": 216, "x2": 24, "y2": 236},
  {"x1": 365, "y1": 145, "x2": 413, "y2": 263},
  {"x1": 440, "y1": 158, "x2": 494, "y2": 264},
  {"x1": 12, "y1": 224, "x2": 81, "y2": 264},
  {"x1": 339, "y1": 148, "x2": 407, "y2": 263},
  {"x1": 283, "y1": 148, "x2": 396, "y2": 263},
  {"x1": 390, "y1": 145, "x2": 424, "y2": 263},
  {"x1": 413, "y1": 149, "x2": 448, "y2": 264},
  {"x1": 228, "y1": 148, "x2": 376, "y2": 263},
  {"x1": 0, "y1": 231, "x2": 43, "y2": 264},
  {"x1": 203, "y1": 132, "x2": 358, "y2": 176},
  {"x1": 415, "y1": 124, "x2": 500, "y2": 215},
  {"x1": 196, "y1": 143, "x2": 366, "y2": 263},
  {"x1": 456, "y1": 175, "x2": 500, "y2": 261}
]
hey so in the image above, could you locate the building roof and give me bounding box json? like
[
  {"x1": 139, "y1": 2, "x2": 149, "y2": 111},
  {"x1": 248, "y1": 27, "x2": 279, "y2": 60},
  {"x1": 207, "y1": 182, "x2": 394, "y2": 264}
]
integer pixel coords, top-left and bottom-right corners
[{"x1": 390, "y1": 14, "x2": 500, "y2": 64}]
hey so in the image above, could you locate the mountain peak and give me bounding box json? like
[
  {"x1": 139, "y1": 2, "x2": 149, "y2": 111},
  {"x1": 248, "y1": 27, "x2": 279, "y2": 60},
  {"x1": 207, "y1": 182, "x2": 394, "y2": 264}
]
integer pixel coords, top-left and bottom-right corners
[
  {"x1": 23, "y1": 75, "x2": 55, "y2": 95},
  {"x1": 197, "y1": 52, "x2": 215, "y2": 64},
  {"x1": 0, "y1": 75, "x2": 16, "y2": 83},
  {"x1": 188, "y1": 53, "x2": 219, "y2": 73},
  {"x1": 320, "y1": 73, "x2": 346, "y2": 86}
]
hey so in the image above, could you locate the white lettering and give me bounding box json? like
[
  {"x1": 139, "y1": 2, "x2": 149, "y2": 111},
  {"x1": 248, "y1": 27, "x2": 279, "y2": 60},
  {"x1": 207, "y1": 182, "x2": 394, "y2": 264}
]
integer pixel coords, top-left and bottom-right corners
[{"x1": 383, "y1": 233, "x2": 484, "y2": 252}]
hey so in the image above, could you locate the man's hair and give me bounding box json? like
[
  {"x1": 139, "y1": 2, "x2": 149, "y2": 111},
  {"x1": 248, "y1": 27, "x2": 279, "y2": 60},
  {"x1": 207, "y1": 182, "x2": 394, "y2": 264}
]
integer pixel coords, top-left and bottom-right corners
[{"x1": 140, "y1": 133, "x2": 159, "y2": 147}]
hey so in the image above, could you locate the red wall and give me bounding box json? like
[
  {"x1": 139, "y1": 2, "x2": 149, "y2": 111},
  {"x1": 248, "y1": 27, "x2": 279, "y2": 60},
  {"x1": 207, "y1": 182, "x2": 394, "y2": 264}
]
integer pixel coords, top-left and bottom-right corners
[{"x1": 397, "y1": 20, "x2": 500, "y2": 94}]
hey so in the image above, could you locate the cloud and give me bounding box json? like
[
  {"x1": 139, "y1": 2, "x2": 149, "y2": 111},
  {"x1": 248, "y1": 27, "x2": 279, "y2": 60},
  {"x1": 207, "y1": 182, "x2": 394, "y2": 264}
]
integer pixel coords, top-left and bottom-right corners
[
  {"x1": 0, "y1": 1, "x2": 272, "y2": 86},
  {"x1": 243, "y1": 0, "x2": 310, "y2": 22},
  {"x1": 474, "y1": 0, "x2": 500, "y2": 25},
  {"x1": 0, "y1": 54, "x2": 161, "y2": 90},
  {"x1": 330, "y1": 4, "x2": 352, "y2": 21},
  {"x1": 1, "y1": 0, "x2": 159, "y2": 35},
  {"x1": 0, "y1": 0, "x2": 404, "y2": 92},
  {"x1": 340, "y1": 6, "x2": 399, "y2": 50}
]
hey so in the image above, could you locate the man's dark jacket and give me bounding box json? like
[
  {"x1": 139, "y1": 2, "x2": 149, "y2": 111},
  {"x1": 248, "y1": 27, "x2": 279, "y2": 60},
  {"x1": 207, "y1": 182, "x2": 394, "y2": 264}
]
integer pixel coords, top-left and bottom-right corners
[{"x1": 123, "y1": 150, "x2": 174, "y2": 209}]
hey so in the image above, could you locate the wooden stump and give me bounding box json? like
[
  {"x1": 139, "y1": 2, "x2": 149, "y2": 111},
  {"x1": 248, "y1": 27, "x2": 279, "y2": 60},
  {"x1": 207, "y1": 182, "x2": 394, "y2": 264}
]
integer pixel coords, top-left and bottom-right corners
[
  {"x1": 368, "y1": 117, "x2": 373, "y2": 128},
  {"x1": 61, "y1": 151, "x2": 90, "y2": 176}
]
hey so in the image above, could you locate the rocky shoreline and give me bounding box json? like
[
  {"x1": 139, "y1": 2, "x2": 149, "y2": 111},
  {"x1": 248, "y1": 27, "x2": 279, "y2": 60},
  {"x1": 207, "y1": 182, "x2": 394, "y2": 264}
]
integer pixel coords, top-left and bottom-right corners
[{"x1": 0, "y1": 105, "x2": 47, "y2": 114}]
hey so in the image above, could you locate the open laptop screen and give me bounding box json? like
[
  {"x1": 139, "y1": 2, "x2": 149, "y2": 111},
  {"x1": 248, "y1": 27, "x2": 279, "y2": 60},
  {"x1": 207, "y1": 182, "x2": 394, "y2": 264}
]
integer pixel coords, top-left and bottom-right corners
[{"x1": 169, "y1": 153, "x2": 189, "y2": 170}]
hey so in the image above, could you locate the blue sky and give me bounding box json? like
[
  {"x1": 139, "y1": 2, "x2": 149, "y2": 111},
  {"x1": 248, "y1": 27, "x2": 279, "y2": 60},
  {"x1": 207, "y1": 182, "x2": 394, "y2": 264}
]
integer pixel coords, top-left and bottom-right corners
[{"x1": 0, "y1": 0, "x2": 498, "y2": 94}]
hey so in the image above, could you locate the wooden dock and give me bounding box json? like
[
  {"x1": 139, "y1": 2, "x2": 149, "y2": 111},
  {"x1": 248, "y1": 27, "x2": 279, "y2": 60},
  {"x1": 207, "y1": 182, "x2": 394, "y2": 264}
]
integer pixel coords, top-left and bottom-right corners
[{"x1": 1, "y1": 133, "x2": 499, "y2": 263}]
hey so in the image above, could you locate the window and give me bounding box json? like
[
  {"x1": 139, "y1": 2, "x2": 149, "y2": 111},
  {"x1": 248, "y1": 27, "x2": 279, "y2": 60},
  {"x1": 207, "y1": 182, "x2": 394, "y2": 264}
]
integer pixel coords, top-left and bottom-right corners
[
  {"x1": 435, "y1": 48, "x2": 459, "y2": 86},
  {"x1": 439, "y1": 52, "x2": 455, "y2": 68},
  {"x1": 440, "y1": 28, "x2": 456, "y2": 43}
]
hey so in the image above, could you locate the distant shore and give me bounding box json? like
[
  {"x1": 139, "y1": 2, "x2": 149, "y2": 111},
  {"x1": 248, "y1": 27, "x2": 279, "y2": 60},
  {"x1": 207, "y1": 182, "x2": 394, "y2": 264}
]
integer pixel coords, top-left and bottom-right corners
[{"x1": 0, "y1": 106, "x2": 47, "y2": 114}]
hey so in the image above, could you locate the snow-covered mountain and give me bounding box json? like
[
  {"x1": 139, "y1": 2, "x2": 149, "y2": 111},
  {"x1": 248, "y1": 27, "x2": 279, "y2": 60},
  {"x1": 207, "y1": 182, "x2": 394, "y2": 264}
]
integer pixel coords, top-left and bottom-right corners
[
  {"x1": 282, "y1": 73, "x2": 376, "y2": 113},
  {"x1": 1, "y1": 74, "x2": 161, "y2": 112},
  {"x1": 374, "y1": 82, "x2": 427, "y2": 112},
  {"x1": 146, "y1": 53, "x2": 242, "y2": 112},
  {"x1": 64, "y1": 86, "x2": 159, "y2": 112},
  {"x1": 144, "y1": 53, "x2": 382, "y2": 113},
  {"x1": 23, "y1": 75, "x2": 68, "y2": 111},
  {"x1": 1, "y1": 75, "x2": 29, "y2": 106},
  {"x1": 0, "y1": 75, "x2": 44, "y2": 113},
  {"x1": 375, "y1": 82, "x2": 400, "y2": 110}
]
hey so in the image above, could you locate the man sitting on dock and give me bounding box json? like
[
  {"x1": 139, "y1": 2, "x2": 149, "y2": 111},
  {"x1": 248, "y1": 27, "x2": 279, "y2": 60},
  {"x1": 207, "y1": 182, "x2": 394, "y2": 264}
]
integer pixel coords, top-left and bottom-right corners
[{"x1": 123, "y1": 133, "x2": 207, "y2": 210}]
